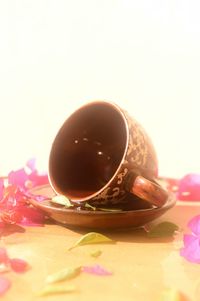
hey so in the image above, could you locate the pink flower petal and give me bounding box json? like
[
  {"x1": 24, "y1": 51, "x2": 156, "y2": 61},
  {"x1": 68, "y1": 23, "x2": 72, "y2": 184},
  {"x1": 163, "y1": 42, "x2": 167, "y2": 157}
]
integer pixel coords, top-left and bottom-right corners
[
  {"x1": 0, "y1": 160, "x2": 49, "y2": 230},
  {"x1": 180, "y1": 234, "x2": 200, "y2": 263},
  {"x1": 26, "y1": 158, "x2": 36, "y2": 172},
  {"x1": 0, "y1": 248, "x2": 9, "y2": 264},
  {"x1": 0, "y1": 276, "x2": 11, "y2": 296},
  {"x1": 183, "y1": 233, "x2": 197, "y2": 245},
  {"x1": 177, "y1": 173, "x2": 200, "y2": 201},
  {"x1": 160, "y1": 177, "x2": 180, "y2": 192},
  {"x1": 17, "y1": 206, "x2": 45, "y2": 226},
  {"x1": 28, "y1": 171, "x2": 49, "y2": 187},
  {"x1": 0, "y1": 179, "x2": 4, "y2": 200},
  {"x1": 8, "y1": 169, "x2": 28, "y2": 189},
  {"x1": 2, "y1": 186, "x2": 18, "y2": 204},
  {"x1": 25, "y1": 158, "x2": 49, "y2": 188},
  {"x1": 82, "y1": 264, "x2": 112, "y2": 276},
  {"x1": 1, "y1": 210, "x2": 22, "y2": 225},
  {"x1": 13, "y1": 188, "x2": 27, "y2": 205},
  {"x1": 10, "y1": 258, "x2": 28, "y2": 273},
  {"x1": 188, "y1": 215, "x2": 200, "y2": 235},
  {"x1": 19, "y1": 218, "x2": 44, "y2": 227},
  {"x1": 0, "y1": 220, "x2": 5, "y2": 229}
]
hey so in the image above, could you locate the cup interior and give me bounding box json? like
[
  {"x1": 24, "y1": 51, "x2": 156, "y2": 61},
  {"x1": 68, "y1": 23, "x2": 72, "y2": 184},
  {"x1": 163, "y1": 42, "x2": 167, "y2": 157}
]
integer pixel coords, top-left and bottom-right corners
[{"x1": 49, "y1": 102, "x2": 127, "y2": 200}]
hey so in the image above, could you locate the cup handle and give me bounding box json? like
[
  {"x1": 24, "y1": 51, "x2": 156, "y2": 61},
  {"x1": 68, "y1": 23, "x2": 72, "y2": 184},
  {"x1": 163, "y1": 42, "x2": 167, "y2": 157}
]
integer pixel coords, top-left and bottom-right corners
[{"x1": 125, "y1": 171, "x2": 168, "y2": 207}]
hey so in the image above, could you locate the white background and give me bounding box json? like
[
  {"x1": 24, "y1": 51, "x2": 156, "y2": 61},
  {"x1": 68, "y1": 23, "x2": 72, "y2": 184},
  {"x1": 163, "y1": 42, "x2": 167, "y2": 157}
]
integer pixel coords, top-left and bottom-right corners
[{"x1": 0, "y1": 0, "x2": 200, "y2": 178}]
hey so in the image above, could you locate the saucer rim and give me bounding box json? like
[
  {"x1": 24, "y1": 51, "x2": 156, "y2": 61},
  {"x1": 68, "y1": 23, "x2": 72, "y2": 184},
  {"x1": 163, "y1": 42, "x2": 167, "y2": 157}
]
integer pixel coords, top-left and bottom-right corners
[{"x1": 29, "y1": 184, "x2": 176, "y2": 216}]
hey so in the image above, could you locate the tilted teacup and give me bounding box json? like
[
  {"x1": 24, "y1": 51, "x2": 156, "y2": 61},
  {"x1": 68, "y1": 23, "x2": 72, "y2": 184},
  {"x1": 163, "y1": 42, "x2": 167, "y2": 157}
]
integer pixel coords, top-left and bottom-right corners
[{"x1": 48, "y1": 101, "x2": 168, "y2": 208}]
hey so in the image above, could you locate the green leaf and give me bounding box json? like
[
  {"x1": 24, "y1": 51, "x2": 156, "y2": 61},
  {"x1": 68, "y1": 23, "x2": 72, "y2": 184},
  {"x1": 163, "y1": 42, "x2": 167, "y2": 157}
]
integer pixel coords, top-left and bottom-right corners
[
  {"x1": 99, "y1": 208, "x2": 122, "y2": 212},
  {"x1": 90, "y1": 250, "x2": 102, "y2": 258},
  {"x1": 68, "y1": 232, "x2": 114, "y2": 250},
  {"x1": 84, "y1": 203, "x2": 122, "y2": 212},
  {"x1": 50, "y1": 195, "x2": 73, "y2": 208},
  {"x1": 158, "y1": 288, "x2": 188, "y2": 301},
  {"x1": 46, "y1": 267, "x2": 81, "y2": 284},
  {"x1": 85, "y1": 203, "x2": 96, "y2": 210},
  {"x1": 36, "y1": 284, "x2": 76, "y2": 296},
  {"x1": 147, "y1": 222, "x2": 179, "y2": 238}
]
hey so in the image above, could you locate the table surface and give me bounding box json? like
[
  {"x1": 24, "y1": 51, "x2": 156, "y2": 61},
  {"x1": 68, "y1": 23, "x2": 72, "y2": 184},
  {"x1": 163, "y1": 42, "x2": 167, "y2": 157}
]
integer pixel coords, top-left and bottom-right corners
[{"x1": 1, "y1": 201, "x2": 200, "y2": 301}]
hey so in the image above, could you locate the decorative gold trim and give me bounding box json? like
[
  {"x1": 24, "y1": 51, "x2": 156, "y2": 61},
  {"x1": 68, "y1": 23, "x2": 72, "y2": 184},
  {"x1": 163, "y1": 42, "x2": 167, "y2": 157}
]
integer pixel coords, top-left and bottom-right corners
[{"x1": 117, "y1": 168, "x2": 128, "y2": 184}]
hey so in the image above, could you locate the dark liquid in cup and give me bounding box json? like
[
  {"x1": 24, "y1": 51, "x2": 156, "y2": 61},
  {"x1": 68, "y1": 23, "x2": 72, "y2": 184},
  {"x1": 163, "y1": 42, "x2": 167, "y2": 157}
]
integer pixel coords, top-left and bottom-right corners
[
  {"x1": 60, "y1": 138, "x2": 120, "y2": 197},
  {"x1": 49, "y1": 103, "x2": 127, "y2": 199}
]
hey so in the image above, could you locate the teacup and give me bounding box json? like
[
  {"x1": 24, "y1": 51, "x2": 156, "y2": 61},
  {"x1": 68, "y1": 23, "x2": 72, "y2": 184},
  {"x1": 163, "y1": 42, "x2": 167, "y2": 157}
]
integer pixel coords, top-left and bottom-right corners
[{"x1": 48, "y1": 101, "x2": 168, "y2": 208}]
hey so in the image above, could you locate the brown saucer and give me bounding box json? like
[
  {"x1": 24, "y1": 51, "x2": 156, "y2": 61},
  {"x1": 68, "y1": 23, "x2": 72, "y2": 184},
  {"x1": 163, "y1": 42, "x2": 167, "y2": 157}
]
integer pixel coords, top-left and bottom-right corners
[{"x1": 28, "y1": 185, "x2": 176, "y2": 229}]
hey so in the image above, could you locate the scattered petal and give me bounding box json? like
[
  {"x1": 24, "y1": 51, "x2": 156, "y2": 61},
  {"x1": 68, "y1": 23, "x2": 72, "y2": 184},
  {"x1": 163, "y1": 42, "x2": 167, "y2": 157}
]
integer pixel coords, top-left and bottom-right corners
[
  {"x1": 159, "y1": 177, "x2": 180, "y2": 193},
  {"x1": 0, "y1": 210, "x2": 22, "y2": 225},
  {"x1": 182, "y1": 233, "x2": 196, "y2": 246},
  {"x1": 51, "y1": 195, "x2": 73, "y2": 208},
  {"x1": 10, "y1": 258, "x2": 29, "y2": 273},
  {"x1": 188, "y1": 215, "x2": 200, "y2": 235},
  {"x1": 18, "y1": 206, "x2": 45, "y2": 227},
  {"x1": 0, "y1": 159, "x2": 48, "y2": 230},
  {"x1": 82, "y1": 264, "x2": 112, "y2": 276},
  {"x1": 0, "y1": 264, "x2": 10, "y2": 273},
  {"x1": 36, "y1": 284, "x2": 76, "y2": 296},
  {"x1": 46, "y1": 267, "x2": 81, "y2": 284},
  {"x1": 68, "y1": 232, "x2": 114, "y2": 250},
  {"x1": 180, "y1": 234, "x2": 200, "y2": 263},
  {"x1": 146, "y1": 222, "x2": 179, "y2": 238},
  {"x1": 0, "y1": 248, "x2": 9, "y2": 265},
  {"x1": 180, "y1": 214, "x2": 200, "y2": 264},
  {"x1": 0, "y1": 179, "x2": 4, "y2": 200},
  {"x1": 0, "y1": 220, "x2": 5, "y2": 229},
  {"x1": 177, "y1": 174, "x2": 200, "y2": 201},
  {"x1": 8, "y1": 169, "x2": 28, "y2": 189},
  {"x1": 26, "y1": 158, "x2": 36, "y2": 172},
  {"x1": 158, "y1": 288, "x2": 188, "y2": 301},
  {"x1": 28, "y1": 171, "x2": 49, "y2": 187},
  {"x1": 0, "y1": 276, "x2": 11, "y2": 296},
  {"x1": 90, "y1": 250, "x2": 102, "y2": 258}
]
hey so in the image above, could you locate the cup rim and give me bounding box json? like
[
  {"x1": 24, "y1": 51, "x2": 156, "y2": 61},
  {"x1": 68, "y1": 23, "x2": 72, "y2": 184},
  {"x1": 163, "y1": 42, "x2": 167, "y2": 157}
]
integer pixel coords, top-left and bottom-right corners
[{"x1": 48, "y1": 100, "x2": 129, "y2": 202}]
